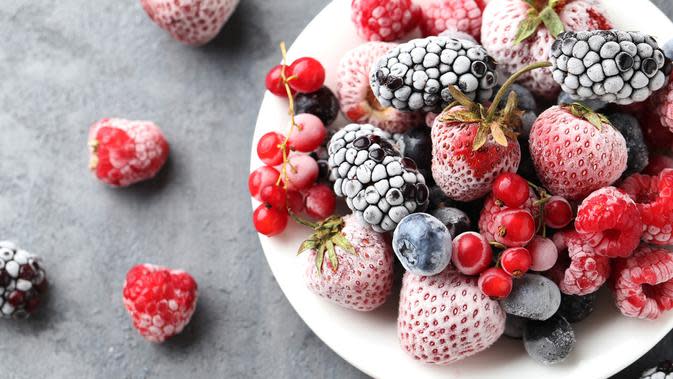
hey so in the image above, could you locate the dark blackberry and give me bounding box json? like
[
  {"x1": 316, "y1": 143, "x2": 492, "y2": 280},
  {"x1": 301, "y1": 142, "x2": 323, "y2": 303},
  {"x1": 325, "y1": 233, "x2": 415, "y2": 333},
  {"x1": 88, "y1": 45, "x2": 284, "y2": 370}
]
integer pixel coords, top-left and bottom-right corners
[
  {"x1": 557, "y1": 292, "x2": 598, "y2": 323},
  {"x1": 0, "y1": 241, "x2": 47, "y2": 319},
  {"x1": 398, "y1": 126, "x2": 433, "y2": 184},
  {"x1": 295, "y1": 86, "x2": 340, "y2": 126},
  {"x1": 607, "y1": 112, "x2": 649, "y2": 177}
]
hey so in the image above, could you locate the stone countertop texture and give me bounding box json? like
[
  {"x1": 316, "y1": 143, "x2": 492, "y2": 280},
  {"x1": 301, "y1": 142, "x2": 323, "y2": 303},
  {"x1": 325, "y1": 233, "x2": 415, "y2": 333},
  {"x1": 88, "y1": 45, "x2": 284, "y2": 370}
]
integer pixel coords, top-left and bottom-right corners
[{"x1": 0, "y1": 0, "x2": 671, "y2": 378}]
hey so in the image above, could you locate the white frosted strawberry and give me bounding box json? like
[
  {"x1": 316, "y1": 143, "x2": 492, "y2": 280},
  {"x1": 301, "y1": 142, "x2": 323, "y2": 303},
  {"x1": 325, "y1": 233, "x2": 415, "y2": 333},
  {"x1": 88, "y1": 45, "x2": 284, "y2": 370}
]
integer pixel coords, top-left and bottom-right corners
[
  {"x1": 481, "y1": 0, "x2": 613, "y2": 98},
  {"x1": 337, "y1": 42, "x2": 422, "y2": 133},
  {"x1": 398, "y1": 268, "x2": 506, "y2": 364},
  {"x1": 299, "y1": 214, "x2": 394, "y2": 311}
]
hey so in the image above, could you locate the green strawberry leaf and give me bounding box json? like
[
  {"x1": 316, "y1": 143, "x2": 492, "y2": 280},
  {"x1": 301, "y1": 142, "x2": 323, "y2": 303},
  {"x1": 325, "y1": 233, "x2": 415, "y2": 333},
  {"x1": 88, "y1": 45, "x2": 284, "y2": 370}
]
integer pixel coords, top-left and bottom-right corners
[
  {"x1": 326, "y1": 240, "x2": 338, "y2": 273},
  {"x1": 315, "y1": 243, "x2": 326, "y2": 275},
  {"x1": 564, "y1": 102, "x2": 612, "y2": 131},
  {"x1": 539, "y1": 5, "x2": 565, "y2": 38},
  {"x1": 490, "y1": 122, "x2": 509, "y2": 147},
  {"x1": 514, "y1": 9, "x2": 542, "y2": 45},
  {"x1": 440, "y1": 110, "x2": 482, "y2": 123},
  {"x1": 472, "y1": 124, "x2": 490, "y2": 151},
  {"x1": 448, "y1": 85, "x2": 477, "y2": 109},
  {"x1": 297, "y1": 239, "x2": 317, "y2": 255},
  {"x1": 332, "y1": 234, "x2": 356, "y2": 256}
]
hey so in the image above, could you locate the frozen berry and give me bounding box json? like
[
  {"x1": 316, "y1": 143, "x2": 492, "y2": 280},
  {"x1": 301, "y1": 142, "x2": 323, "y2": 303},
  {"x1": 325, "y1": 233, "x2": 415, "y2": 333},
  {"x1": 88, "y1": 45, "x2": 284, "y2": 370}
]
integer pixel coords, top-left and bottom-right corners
[
  {"x1": 253, "y1": 204, "x2": 288, "y2": 237},
  {"x1": 431, "y1": 207, "x2": 471, "y2": 237},
  {"x1": 524, "y1": 314, "x2": 575, "y2": 365},
  {"x1": 498, "y1": 84, "x2": 537, "y2": 112},
  {"x1": 295, "y1": 86, "x2": 340, "y2": 126},
  {"x1": 641, "y1": 111, "x2": 673, "y2": 150},
  {"x1": 89, "y1": 118, "x2": 169, "y2": 187},
  {"x1": 427, "y1": 186, "x2": 454, "y2": 211},
  {"x1": 608, "y1": 113, "x2": 649, "y2": 177},
  {"x1": 479, "y1": 187, "x2": 540, "y2": 242},
  {"x1": 265, "y1": 64, "x2": 292, "y2": 97},
  {"x1": 288, "y1": 57, "x2": 326, "y2": 94},
  {"x1": 286, "y1": 190, "x2": 305, "y2": 214},
  {"x1": 260, "y1": 185, "x2": 287, "y2": 210},
  {"x1": 304, "y1": 184, "x2": 336, "y2": 220},
  {"x1": 351, "y1": 0, "x2": 420, "y2": 42},
  {"x1": 557, "y1": 91, "x2": 606, "y2": 111},
  {"x1": 575, "y1": 186, "x2": 642, "y2": 257},
  {"x1": 504, "y1": 314, "x2": 527, "y2": 339},
  {"x1": 551, "y1": 230, "x2": 611, "y2": 296},
  {"x1": 543, "y1": 196, "x2": 573, "y2": 229},
  {"x1": 558, "y1": 292, "x2": 597, "y2": 323},
  {"x1": 452, "y1": 232, "x2": 493, "y2": 276},
  {"x1": 644, "y1": 154, "x2": 673, "y2": 176},
  {"x1": 248, "y1": 166, "x2": 281, "y2": 201},
  {"x1": 393, "y1": 213, "x2": 452, "y2": 276},
  {"x1": 492, "y1": 172, "x2": 530, "y2": 208},
  {"x1": 257, "y1": 132, "x2": 285, "y2": 166},
  {"x1": 288, "y1": 113, "x2": 327, "y2": 153},
  {"x1": 418, "y1": 0, "x2": 483, "y2": 39},
  {"x1": 494, "y1": 209, "x2": 536, "y2": 247},
  {"x1": 0, "y1": 241, "x2": 47, "y2": 319},
  {"x1": 285, "y1": 154, "x2": 319, "y2": 191},
  {"x1": 621, "y1": 169, "x2": 673, "y2": 245},
  {"x1": 400, "y1": 127, "x2": 433, "y2": 182},
  {"x1": 501, "y1": 274, "x2": 561, "y2": 321},
  {"x1": 478, "y1": 267, "x2": 513, "y2": 299},
  {"x1": 527, "y1": 236, "x2": 559, "y2": 272},
  {"x1": 500, "y1": 247, "x2": 532, "y2": 278},
  {"x1": 122, "y1": 264, "x2": 198, "y2": 342},
  {"x1": 641, "y1": 360, "x2": 673, "y2": 379}
]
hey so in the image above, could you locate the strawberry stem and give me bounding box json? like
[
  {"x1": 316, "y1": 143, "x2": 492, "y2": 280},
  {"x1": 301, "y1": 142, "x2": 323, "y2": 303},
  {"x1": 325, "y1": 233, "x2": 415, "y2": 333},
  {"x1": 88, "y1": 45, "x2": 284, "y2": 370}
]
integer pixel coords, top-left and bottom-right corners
[{"x1": 485, "y1": 61, "x2": 552, "y2": 122}]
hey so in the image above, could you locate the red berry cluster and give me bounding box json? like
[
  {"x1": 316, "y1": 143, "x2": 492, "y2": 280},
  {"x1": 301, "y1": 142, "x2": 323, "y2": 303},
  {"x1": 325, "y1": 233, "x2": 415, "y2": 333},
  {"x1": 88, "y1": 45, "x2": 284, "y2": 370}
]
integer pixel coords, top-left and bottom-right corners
[
  {"x1": 451, "y1": 172, "x2": 575, "y2": 299},
  {"x1": 251, "y1": 43, "x2": 336, "y2": 236}
]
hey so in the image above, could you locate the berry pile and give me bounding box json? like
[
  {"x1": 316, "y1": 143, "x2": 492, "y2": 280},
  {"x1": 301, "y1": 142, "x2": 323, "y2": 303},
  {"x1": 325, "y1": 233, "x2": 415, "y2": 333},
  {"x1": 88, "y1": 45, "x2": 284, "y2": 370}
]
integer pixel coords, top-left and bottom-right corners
[{"x1": 249, "y1": 0, "x2": 673, "y2": 369}]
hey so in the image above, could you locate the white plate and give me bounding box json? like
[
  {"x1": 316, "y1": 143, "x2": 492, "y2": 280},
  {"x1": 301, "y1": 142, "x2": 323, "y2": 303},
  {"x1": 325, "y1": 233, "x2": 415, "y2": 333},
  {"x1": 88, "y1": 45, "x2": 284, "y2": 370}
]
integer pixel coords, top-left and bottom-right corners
[{"x1": 251, "y1": 1, "x2": 673, "y2": 378}]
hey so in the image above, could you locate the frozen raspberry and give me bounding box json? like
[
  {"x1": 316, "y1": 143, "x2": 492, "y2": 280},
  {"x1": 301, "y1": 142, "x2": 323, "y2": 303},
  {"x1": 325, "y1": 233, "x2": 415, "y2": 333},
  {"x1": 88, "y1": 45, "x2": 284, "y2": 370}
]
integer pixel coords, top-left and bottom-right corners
[
  {"x1": 337, "y1": 42, "x2": 422, "y2": 133},
  {"x1": 140, "y1": 0, "x2": 239, "y2": 46},
  {"x1": 122, "y1": 264, "x2": 198, "y2": 342},
  {"x1": 418, "y1": 0, "x2": 485, "y2": 40},
  {"x1": 640, "y1": 111, "x2": 673, "y2": 151},
  {"x1": 550, "y1": 231, "x2": 611, "y2": 296},
  {"x1": 620, "y1": 169, "x2": 673, "y2": 245},
  {"x1": 89, "y1": 118, "x2": 169, "y2": 187},
  {"x1": 612, "y1": 245, "x2": 673, "y2": 320},
  {"x1": 574, "y1": 187, "x2": 642, "y2": 258},
  {"x1": 351, "y1": 0, "x2": 421, "y2": 42},
  {"x1": 0, "y1": 241, "x2": 47, "y2": 319},
  {"x1": 478, "y1": 187, "x2": 540, "y2": 242}
]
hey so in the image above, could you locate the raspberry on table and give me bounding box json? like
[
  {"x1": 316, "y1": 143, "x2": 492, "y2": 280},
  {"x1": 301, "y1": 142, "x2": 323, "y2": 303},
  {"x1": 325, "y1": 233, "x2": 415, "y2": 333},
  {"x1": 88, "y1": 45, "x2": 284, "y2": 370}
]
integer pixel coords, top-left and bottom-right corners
[
  {"x1": 351, "y1": 0, "x2": 421, "y2": 42},
  {"x1": 620, "y1": 169, "x2": 673, "y2": 245},
  {"x1": 0, "y1": 241, "x2": 47, "y2": 319},
  {"x1": 122, "y1": 264, "x2": 198, "y2": 342},
  {"x1": 612, "y1": 245, "x2": 673, "y2": 320},
  {"x1": 574, "y1": 186, "x2": 643, "y2": 258}
]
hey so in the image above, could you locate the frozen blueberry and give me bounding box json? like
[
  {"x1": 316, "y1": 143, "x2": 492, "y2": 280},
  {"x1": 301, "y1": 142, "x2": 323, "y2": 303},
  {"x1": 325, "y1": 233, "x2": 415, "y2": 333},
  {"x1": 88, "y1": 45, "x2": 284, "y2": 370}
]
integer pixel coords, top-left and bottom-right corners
[
  {"x1": 520, "y1": 111, "x2": 538, "y2": 139},
  {"x1": 392, "y1": 213, "x2": 452, "y2": 276},
  {"x1": 428, "y1": 186, "x2": 454, "y2": 211},
  {"x1": 504, "y1": 314, "x2": 527, "y2": 339},
  {"x1": 431, "y1": 207, "x2": 471, "y2": 237},
  {"x1": 501, "y1": 274, "x2": 561, "y2": 321},
  {"x1": 557, "y1": 91, "x2": 606, "y2": 111},
  {"x1": 524, "y1": 314, "x2": 576, "y2": 365},
  {"x1": 400, "y1": 127, "x2": 432, "y2": 183},
  {"x1": 295, "y1": 86, "x2": 340, "y2": 126},
  {"x1": 607, "y1": 113, "x2": 649, "y2": 176},
  {"x1": 557, "y1": 292, "x2": 598, "y2": 323},
  {"x1": 494, "y1": 84, "x2": 537, "y2": 112}
]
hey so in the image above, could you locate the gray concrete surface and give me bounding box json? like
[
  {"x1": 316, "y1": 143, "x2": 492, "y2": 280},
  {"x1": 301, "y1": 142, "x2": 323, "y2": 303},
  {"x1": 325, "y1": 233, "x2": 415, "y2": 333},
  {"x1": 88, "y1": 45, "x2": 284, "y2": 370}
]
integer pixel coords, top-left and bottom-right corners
[{"x1": 0, "y1": 0, "x2": 671, "y2": 378}]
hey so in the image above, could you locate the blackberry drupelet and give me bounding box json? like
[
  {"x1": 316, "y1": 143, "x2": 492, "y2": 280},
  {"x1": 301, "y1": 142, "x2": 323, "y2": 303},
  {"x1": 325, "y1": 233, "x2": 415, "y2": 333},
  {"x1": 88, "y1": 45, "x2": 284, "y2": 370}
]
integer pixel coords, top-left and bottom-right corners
[{"x1": 0, "y1": 241, "x2": 47, "y2": 319}]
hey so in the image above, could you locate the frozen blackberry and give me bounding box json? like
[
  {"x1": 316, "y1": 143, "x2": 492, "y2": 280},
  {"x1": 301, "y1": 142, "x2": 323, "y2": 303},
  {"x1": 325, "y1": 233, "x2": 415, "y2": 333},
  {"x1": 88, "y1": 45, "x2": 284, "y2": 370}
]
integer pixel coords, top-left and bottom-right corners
[
  {"x1": 295, "y1": 86, "x2": 340, "y2": 126},
  {"x1": 0, "y1": 241, "x2": 47, "y2": 319},
  {"x1": 607, "y1": 113, "x2": 649, "y2": 177},
  {"x1": 524, "y1": 314, "x2": 575, "y2": 365},
  {"x1": 558, "y1": 292, "x2": 597, "y2": 323},
  {"x1": 550, "y1": 30, "x2": 672, "y2": 104},
  {"x1": 328, "y1": 124, "x2": 429, "y2": 232},
  {"x1": 370, "y1": 36, "x2": 498, "y2": 112},
  {"x1": 641, "y1": 361, "x2": 673, "y2": 379}
]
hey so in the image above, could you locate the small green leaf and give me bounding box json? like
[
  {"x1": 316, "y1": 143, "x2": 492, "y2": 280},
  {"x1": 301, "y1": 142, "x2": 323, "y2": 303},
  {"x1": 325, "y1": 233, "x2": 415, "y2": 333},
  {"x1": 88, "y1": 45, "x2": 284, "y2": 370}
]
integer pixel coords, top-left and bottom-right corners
[
  {"x1": 584, "y1": 112, "x2": 604, "y2": 130},
  {"x1": 297, "y1": 239, "x2": 317, "y2": 255},
  {"x1": 490, "y1": 122, "x2": 509, "y2": 147},
  {"x1": 315, "y1": 243, "x2": 326, "y2": 275},
  {"x1": 333, "y1": 234, "x2": 356, "y2": 256},
  {"x1": 539, "y1": 6, "x2": 564, "y2": 38},
  {"x1": 441, "y1": 110, "x2": 482, "y2": 123},
  {"x1": 448, "y1": 86, "x2": 477, "y2": 109},
  {"x1": 326, "y1": 240, "x2": 338, "y2": 272},
  {"x1": 514, "y1": 10, "x2": 542, "y2": 45},
  {"x1": 502, "y1": 91, "x2": 519, "y2": 119},
  {"x1": 472, "y1": 124, "x2": 489, "y2": 150},
  {"x1": 564, "y1": 102, "x2": 610, "y2": 131}
]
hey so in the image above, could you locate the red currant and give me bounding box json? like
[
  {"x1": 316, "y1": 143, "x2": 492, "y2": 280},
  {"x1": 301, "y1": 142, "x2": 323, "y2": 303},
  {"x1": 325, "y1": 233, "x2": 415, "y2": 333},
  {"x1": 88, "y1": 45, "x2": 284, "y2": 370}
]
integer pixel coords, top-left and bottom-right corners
[
  {"x1": 288, "y1": 57, "x2": 326, "y2": 93},
  {"x1": 495, "y1": 209, "x2": 536, "y2": 247},
  {"x1": 304, "y1": 184, "x2": 336, "y2": 220},
  {"x1": 265, "y1": 64, "x2": 294, "y2": 97},
  {"x1": 257, "y1": 132, "x2": 285, "y2": 166},
  {"x1": 288, "y1": 113, "x2": 326, "y2": 152},
  {"x1": 527, "y1": 236, "x2": 559, "y2": 272},
  {"x1": 544, "y1": 196, "x2": 573, "y2": 229},
  {"x1": 286, "y1": 190, "x2": 305, "y2": 214},
  {"x1": 451, "y1": 232, "x2": 493, "y2": 276},
  {"x1": 285, "y1": 154, "x2": 319, "y2": 191},
  {"x1": 248, "y1": 166, "x2": 280, "y2": 201},
  {"x1": 260, "y1": 185, "x2": 287, "y2": 210},
  {"x1": 253, "y1": 204, "x2": 288, "y2": 236},
  {"x1": 478, "y1": 267, "x2": 513, "y2": 299},
  {"x1": 500, "y1": 247, "x2": 532, "y2": 278},
  {"x1": 492, "y1": 172, "x2": 530, "y2": 208}
]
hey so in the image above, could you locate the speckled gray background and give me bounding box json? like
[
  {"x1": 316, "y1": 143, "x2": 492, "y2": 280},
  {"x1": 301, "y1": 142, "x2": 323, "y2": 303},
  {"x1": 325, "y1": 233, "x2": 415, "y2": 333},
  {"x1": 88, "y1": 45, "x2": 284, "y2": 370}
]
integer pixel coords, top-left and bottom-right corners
[{"x1": 0, "y1": 1, "x2": 671, "y2": 378}]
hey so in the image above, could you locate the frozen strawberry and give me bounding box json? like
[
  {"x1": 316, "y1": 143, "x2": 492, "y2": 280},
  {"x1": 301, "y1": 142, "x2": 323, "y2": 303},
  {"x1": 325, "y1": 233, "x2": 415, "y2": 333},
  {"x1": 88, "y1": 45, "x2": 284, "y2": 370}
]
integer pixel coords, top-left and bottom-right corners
[
  {"x1": 529, "y1": 105, "x2": 627, "y2": 200},
  {"x1": 337, "y1": 42, "x2": 422, "y2": 133},
  {"x1": 88, "y1": 118, "x2": 169, "y2": 187},
  {"x1": 612, "y1": 245, "x2": 673, "y2": 320},
  {"x1": 300, "y1": 215, "x2": 394, "y2": 311},
  {"x1": 481, "y1": 0, "x2": 612, "y2": 98},
  {"x1": 550, "y1": 230, "x2": 611, "y2": 296},
  {"x1": 620, "y1": 169, "x2": 673, "y2": 245},
  {"x1": 122, "y1": 264, "x2": 198, "y2": 342},
  {"x1": 140, "y1": 0, "x2": 239, "y2": 46},
  {"x1": 398, "y1": 268, "x2": 505, "y2": 365},
  {"x1": 351, "y1": 0, "x2": 421, "y2": 42},
  {"x1": 418, "y1": 0, "x2": 485, "y2": 40},
  {"x1": 574, "y1": 187, "x2": 642, "y2": 258}
]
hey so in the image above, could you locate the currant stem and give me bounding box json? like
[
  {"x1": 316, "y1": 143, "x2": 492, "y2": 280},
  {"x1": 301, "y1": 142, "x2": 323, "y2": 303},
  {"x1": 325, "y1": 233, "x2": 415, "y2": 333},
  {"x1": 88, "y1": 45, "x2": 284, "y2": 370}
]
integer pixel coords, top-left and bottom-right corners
[{"x1": 486, "y1": 61, "x2": 552, "y2": 122}]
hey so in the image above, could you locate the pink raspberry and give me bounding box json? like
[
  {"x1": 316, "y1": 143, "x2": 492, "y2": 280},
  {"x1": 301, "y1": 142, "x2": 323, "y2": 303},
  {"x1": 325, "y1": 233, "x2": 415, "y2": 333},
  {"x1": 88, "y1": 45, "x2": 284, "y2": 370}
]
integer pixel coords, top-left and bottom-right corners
[
  {"x1": 620, "y1": 169, "x2": 673, "y2": 245},
  {"x1": 337, "y1": 42, "x2": 422, "y2": 133},
  {"x1": 574, "y1": 187, "x2": 642, "y2": 258},
  {"x1": 351, "y1": 0, "x2": 421, "y2": 42},
  {"x1": 612, "y1": 245, "x2": 673, "y2": 320},
  {"x1": 549, "y1": 230, "x2": 611, "y2": 296},
  {"x1": 418, "y1": 0, "x2": 485, "y2": 40},
  {"x1": 478, "y1": 187, "x2": 540, "y2": 242}
]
